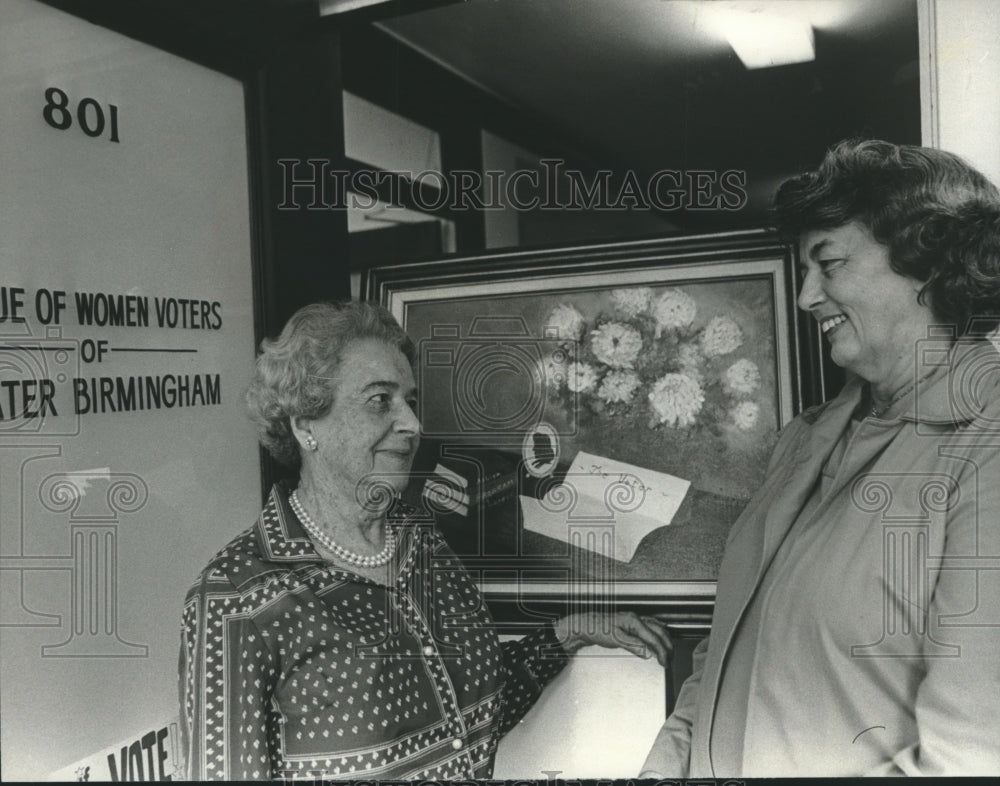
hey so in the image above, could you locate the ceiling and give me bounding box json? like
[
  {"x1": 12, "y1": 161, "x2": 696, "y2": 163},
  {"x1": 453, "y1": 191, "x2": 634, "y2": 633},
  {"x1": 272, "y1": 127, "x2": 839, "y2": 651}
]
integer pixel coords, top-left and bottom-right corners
[{"x1": 371, "y1": 0, "x2": 920, "y2": 230}]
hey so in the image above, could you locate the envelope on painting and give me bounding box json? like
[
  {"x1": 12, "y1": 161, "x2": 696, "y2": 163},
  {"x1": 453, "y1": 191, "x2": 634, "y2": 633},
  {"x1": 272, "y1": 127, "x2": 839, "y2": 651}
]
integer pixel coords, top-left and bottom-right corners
[{"x1": 520, "y1": 450, "x2": 690, "y2": 561}]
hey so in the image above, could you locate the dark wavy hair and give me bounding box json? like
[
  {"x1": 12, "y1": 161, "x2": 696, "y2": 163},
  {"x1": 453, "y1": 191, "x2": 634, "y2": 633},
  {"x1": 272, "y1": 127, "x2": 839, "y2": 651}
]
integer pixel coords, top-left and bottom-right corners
[
  {"x1": 773, "y1": 139, "x2": 1000, "y2": 336},
  {"x1": 245, "y1": 301, "x2": 416, "y2": 469}
]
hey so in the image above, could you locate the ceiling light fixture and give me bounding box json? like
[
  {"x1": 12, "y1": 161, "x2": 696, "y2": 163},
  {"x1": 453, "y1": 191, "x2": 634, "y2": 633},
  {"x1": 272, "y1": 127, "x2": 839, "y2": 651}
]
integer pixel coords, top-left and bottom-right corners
[
  {"x1": 717, "y1": 9, "x2": 815, "y2": 69},
  {"x1": 319, "y1": 0, "x2": 390, "y2": 15}
]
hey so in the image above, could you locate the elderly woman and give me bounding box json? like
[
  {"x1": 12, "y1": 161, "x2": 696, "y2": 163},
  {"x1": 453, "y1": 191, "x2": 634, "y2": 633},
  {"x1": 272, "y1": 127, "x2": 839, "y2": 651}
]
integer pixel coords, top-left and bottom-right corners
[
  {"x1": 641, "y1": 140, "x2": 1000, "y2": 777},
  {"x1": 180, "y1": 301, "x2": 670, "y2": 780}
]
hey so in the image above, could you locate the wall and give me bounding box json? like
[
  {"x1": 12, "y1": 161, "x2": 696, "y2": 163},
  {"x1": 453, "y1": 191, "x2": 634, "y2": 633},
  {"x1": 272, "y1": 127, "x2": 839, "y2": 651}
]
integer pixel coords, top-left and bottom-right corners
[
  {"x1": 481, "y1": 130, "x2": 680, "y2": 250},
  {"x1": 0, "y1": 0, "x2": 261, "y2": 779},
  {"x1": 921, "y1": 0, "x2": 1000, "y2": 183},
  {"x1": 344, "y1": 90, "x2": 453, "y2": 298}
]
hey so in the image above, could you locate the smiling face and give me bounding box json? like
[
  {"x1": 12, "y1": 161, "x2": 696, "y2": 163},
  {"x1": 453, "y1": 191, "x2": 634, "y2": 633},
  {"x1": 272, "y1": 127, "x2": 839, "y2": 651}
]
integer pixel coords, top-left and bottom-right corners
[
  {"x1": 797, "y1": 221, "x2": 939, "y2": 390},
  {"x1": 296, "y1": 338, "x2": 420, "y2": 504}
]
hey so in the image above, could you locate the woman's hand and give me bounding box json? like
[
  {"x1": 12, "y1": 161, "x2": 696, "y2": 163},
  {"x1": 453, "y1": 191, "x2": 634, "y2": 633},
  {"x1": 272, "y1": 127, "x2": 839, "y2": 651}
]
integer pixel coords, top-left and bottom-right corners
[{"x1": 553, "y1": 611, "x2": 673, "y2": 666}]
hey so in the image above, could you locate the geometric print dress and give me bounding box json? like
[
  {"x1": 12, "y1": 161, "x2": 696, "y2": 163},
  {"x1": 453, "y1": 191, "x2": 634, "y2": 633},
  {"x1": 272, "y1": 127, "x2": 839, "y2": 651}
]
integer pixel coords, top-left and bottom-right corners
[{"x1": 179, "y1": 483, "x2": 569, "y2": 780}]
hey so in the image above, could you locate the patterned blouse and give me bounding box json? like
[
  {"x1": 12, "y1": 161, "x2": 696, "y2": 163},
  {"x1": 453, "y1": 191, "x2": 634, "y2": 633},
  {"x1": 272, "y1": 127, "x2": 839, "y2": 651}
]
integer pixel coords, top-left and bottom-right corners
[{"x1": 179, "y1": 483, "x2": 568, "y2": 780}]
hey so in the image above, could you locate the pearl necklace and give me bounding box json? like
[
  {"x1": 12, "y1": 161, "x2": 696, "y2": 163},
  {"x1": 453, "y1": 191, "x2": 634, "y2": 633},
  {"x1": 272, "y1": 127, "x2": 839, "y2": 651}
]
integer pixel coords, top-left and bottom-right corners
[{"x1": 289, "y1": 490, "x2": 395, "y2": 568}]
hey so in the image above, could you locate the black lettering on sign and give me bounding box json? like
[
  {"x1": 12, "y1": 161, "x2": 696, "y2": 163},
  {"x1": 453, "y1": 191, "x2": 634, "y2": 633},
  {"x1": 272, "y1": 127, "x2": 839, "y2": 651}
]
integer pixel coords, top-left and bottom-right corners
[
  {"x1": 0, "y1": 286, "x2": 26, "y2": 322},
  {"x1": 77, "y1": 97, "x2": 105, "y2": 138},
  {"x1": 42, "y1": 87, "x2": 120, "y2": 143},
  {"x1": 153, "y1": 297, "x2": 222, "y2": 329},
  {"x1": 105, "y1": 739, "x2": 145, "y2": 781},
  {"x1": 42, "y1": 87, "x2": 71, "y2": 129},
  {"x1": 0, "y1": 379, "x2": 58, "y2": 420},
  {"x1": 34, "y1": 288, "x2": 68, "y2": 325},
  {"x1": 74, "y1": 292, "x2": 149, "y2": 327},
  {"x1": 73, "y1": 373, "x2": 222, "y2": 414},
  {"x1": 106, "y1": 726, "x2": 174, "y2": 781},
  {"x1": 155, "y1": 727, "x2": 170, "y2": 781},
  {"x1": 128, "y1": 739, "x2": 144, "y2": 780}
]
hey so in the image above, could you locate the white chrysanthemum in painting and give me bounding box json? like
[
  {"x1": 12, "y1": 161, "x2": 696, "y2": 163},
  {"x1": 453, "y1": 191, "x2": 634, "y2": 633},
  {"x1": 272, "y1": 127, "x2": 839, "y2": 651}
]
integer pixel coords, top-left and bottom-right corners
[
  {"x1": 611, "y1": 287, "x2": 653, "y2": 318},
  {"x1": 597, "y1": 370, "x2": 642, "y2": 405},
  {"x1": 701, "y1": 315, "x2": 744, "y2": 357},
  {"x1": 545, "y1": 303, "x2": 586, "y2": 344},
  {"x1": 724, "y1": 358, "x2": 761, "y2": 396},
  {"x1": 539, "y1": 289, "x2": 764, "y2": 437},
  {"x1": 566, "y1": 361, "x2": 599, "y2": 393},
  {"x1": 651, "y1": 288, "x2": 697, "y2": 336},
  {"x1": 648, "y1": 372, "x2": 705, "y2": 427},
  {"x1": 732, "y1": 400, "x2": 760, "y2": 431},
  {"x1": 590, "y1": 322, "x2": 642, "y2": 368}
]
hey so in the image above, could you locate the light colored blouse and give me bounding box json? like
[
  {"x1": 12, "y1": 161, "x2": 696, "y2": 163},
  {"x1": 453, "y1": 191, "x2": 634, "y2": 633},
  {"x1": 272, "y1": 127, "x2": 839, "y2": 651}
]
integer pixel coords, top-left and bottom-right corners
[{"x1": 642, "y1": 340, "x2": 1000, "y2": 776}]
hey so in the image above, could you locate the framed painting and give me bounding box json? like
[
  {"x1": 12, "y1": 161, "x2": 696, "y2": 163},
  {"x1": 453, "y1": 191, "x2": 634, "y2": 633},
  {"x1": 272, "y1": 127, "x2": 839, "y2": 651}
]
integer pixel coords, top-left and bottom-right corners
[{"x1": 364, "y1": 230, "x2": 827, "y2": 610}]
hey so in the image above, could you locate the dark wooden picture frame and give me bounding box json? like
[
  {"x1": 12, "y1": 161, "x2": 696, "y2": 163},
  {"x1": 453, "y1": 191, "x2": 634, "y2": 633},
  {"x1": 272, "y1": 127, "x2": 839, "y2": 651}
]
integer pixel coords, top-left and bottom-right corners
[{"x1": 365, "y1": 230, "x2": 826, "y2": 617}]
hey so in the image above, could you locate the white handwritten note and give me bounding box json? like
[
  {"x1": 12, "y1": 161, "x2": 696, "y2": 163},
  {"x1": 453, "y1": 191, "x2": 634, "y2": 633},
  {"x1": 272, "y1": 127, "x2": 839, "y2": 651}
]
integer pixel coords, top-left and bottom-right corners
[{"x1": 520, "y1": 450, "x2": 690, "y2": 562}]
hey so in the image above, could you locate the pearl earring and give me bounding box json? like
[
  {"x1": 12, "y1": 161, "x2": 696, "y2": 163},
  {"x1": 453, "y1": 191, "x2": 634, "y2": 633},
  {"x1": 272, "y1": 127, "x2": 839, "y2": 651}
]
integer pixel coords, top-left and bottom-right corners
[{"x1": 304, "y1": 435, "x2": 318, "y2": 451}]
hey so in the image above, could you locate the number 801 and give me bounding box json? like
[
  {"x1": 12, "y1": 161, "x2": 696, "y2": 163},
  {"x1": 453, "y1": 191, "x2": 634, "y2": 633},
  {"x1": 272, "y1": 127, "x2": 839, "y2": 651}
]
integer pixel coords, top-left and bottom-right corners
[{"x1": 43, "y1": 87, "x2": 120, "y2": 143}]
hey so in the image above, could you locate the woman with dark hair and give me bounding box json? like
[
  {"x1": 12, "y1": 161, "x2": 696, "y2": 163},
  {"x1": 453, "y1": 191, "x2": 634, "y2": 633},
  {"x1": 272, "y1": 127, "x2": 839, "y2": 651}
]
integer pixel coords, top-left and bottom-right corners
[
  {"x1": 641, "y1": 140, "x2": 1000, "y2": 777},
  {"x1": 180, "y1": 301, "x2": 670, "y2": 780}
]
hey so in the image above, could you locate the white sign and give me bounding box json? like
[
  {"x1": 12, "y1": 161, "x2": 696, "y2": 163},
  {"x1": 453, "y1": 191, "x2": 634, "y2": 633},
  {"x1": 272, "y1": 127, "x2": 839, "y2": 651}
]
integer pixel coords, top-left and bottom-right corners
[
  {"x1": 0, "y1": 1, "x2": 261, "y2": 779},
  {"x1": 48, "y1": 717, "x2": 182, "y2": 782}
]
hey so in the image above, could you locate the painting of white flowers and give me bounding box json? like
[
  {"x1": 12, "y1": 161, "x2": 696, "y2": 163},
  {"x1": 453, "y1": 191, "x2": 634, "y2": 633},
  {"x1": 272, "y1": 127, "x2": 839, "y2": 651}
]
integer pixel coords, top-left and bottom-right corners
[
  {"x1": 366, "y1": 231, "x2": 826, "y2": 584},
  {"x1": 534, "y1": 282, "x2": 780, "y2": 500}
]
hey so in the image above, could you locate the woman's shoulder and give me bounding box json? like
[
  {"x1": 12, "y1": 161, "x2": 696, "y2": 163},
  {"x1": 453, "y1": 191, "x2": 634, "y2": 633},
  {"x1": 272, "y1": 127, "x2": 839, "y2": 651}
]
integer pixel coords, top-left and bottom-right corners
[
  {"x1": 776, "y1": 375, "x2": 866, "y2": 441},
  {"x1": 182, "y1": 518, "x2": 270, "y2": 604},
  {"x1": 773, "y1": 398, "x2": 837, "y2": 447},
  {"x1": 798, "y1": 400, "x2": 835, "y2": 425},
  {"x1": 915, "y1": 338, "x2": 1000, "y2": 442}
]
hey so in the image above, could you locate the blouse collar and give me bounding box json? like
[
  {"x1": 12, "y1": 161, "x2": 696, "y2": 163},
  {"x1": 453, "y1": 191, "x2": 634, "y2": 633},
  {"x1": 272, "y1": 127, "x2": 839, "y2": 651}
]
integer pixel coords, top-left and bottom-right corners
[
  {"x1": 256, "y1": 480, "x2": 323, "y2": 562},
  {"x1": 255, "y1": 480, "x2": 424, "y2": 564},
  {"x1": 826, "y1": 338, "x2": 999, "y2": 426},
  {"x1": 894, "y1": 338, "x2": 1000, "y2": 425}
]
